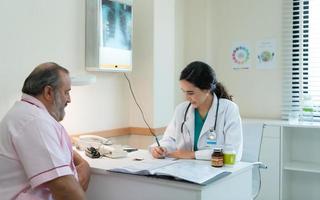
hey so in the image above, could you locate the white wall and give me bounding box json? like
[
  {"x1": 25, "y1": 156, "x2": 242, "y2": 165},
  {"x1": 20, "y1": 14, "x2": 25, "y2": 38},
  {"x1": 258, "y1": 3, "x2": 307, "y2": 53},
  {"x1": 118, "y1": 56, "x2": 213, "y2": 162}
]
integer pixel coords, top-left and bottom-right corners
[
  {"x1": 0, "y1": 0, "x2": 283, "y2": 138},
  {"x1": 129, "y1": 0, "x2": 154, "y2": 127},
  {"x1": 181, "y1": 0, "x2": 283, "y2": 119},
  {"x1": 0, "y1": 0, "x2": 129, "y2": 134},
  {"x1": 174, "y1": 0, "x2": 212, "y2": 105},
  {"x1": 129, "y1": 0, "x2": 175, "y2": 128},
  {"x1": 174, "y1": 0, "x2": 186, "y2": 106},
  {"x1": 153, "y1": 0, "x2": 175, "y2": 127},
  {"x1": 213, "y1": 0, "x2": 282, "y2": 119},
  {"x1": 0, "y1": 0, "x2": 177, "y2": 136}
]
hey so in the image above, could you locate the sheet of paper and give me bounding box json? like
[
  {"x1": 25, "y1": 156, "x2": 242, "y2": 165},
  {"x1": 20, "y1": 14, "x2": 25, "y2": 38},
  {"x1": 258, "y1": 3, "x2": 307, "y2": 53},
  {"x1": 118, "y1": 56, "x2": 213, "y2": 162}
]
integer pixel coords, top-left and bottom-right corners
[{"x1": 110, "y1": 158, "x2": 176, "y2": 174}]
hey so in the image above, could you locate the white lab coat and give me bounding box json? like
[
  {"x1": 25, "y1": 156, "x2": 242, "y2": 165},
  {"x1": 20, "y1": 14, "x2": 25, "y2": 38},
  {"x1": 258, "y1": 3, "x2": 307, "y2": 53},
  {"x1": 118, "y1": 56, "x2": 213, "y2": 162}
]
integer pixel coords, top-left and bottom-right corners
[{"x1": 153, "y1": 93, "x2": 243, "y2": 160}]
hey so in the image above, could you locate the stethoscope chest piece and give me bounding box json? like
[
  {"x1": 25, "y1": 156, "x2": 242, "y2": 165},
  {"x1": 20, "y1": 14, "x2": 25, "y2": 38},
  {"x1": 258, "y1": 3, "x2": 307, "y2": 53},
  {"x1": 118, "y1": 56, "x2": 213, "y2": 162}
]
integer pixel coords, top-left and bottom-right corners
[
  {"x1": 206, "y1": 127, "x2": 218, "y2": 147},
  {"x1": 208, "y1": 128, "x2": 217, "y2": 139}
]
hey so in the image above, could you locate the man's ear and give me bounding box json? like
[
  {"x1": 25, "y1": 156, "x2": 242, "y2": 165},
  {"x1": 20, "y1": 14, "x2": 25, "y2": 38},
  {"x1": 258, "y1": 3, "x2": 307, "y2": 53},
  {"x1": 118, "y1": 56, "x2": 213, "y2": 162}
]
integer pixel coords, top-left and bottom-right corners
[{"x1": 42, "y1": 85, "x2": 55, "y2": 102}]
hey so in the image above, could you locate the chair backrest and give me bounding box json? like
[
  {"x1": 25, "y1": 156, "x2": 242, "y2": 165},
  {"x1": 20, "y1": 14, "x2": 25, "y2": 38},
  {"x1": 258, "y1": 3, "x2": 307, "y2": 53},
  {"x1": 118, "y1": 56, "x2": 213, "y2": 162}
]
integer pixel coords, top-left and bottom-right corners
[
  {"x1": 241, "y1": 121, "x2": 265, "y2": 199},
  {"x1": 241, "y1": 122, "x2": 264, "y2": 163}
]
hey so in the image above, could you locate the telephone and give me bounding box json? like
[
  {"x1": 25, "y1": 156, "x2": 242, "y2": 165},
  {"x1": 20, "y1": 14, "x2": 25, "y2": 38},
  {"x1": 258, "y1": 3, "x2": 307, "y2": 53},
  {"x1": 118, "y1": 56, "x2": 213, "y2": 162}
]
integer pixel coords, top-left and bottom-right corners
[
  {"x1": 99, "y1": 145, "x2": 128, "y2": 158},
  {"x1": 77, "y1": 135, "x2": 112, "y2": 151},
  {"x1": 79, "y1": 135, "x2": 112, "y2": 145},
  {"x1": 77, "y1": 135, "x2": 127, "y2": 159}
]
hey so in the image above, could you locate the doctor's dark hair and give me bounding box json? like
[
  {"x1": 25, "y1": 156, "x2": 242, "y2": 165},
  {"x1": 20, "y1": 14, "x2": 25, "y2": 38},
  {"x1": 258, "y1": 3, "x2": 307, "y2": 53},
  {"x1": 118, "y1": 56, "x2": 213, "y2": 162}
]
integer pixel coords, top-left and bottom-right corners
[
  {"x1": 22, "y1": 62, "x2": 69, "y2": 96},
  {"x1": 180, "y1": 61, "x2": 233, "y2": 101}
]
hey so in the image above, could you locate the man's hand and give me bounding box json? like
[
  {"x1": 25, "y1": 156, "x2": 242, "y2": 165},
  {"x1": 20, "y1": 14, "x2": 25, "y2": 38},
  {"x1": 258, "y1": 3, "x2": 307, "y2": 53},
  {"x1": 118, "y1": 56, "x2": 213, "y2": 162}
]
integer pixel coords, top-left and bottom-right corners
[
  {"x1": 151, "y1": 146, "x2": 167, "y2": 159},
  {"x1": 167, "y1": 150, "x2": 195, "y2": 159},
  {"x1": 73, "y1": 150, "x2": 91, "y2": 191},
  {"x1": 47, "y1": 175, "x2": 86, "y2": 200}
]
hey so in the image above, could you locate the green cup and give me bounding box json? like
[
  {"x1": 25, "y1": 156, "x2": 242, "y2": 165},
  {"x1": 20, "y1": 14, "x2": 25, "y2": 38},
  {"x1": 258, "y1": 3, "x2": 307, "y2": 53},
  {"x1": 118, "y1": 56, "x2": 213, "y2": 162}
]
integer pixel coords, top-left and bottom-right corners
[{"x1": 223, "y1": 153, "x2": 236, "y2": 166}]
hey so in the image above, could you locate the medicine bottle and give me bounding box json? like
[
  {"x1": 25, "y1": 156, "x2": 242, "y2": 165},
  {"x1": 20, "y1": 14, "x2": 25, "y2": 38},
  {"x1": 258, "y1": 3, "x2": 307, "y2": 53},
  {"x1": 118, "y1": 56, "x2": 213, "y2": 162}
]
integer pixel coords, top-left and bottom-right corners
[{"x1": 211, "y1": 147, "x2": 224, "y2": 167}]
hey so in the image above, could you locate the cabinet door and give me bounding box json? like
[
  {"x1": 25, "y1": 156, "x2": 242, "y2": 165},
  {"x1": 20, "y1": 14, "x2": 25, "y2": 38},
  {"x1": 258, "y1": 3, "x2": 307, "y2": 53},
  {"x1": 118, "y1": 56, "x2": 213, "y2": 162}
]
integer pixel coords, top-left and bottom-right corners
[
  {"x1": 281, "y1": 127, "x2": 320, "y2": 200},
  {"x1": 256, "y1": 125, "x2": 280, "y2": 200}
]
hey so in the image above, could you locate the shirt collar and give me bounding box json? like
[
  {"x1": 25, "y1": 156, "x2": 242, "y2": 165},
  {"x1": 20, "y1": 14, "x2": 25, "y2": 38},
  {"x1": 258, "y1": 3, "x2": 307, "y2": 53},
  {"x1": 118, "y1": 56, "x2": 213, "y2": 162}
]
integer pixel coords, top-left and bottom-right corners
[{"x1": 21, "y1": 93, "x2": 47, "y2": 111}]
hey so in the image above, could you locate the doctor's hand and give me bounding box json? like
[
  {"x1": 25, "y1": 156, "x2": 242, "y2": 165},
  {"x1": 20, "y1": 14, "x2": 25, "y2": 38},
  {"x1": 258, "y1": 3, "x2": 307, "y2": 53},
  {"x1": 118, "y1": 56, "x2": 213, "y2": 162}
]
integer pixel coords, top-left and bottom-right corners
[
  {"x1": 151, "y1": 146, "x2": 167, "y2": 159},
  {"x1": 167, "y1": 150, "x2": 195, "y2": 159}
]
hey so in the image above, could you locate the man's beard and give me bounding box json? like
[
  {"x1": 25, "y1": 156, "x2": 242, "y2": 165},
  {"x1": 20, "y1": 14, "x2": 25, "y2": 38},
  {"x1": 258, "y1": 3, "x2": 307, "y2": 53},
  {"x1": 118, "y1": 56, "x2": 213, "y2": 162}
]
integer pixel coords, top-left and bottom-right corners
[{"x1": 51, "y1": 91, "x2": 65, "y2": 122}]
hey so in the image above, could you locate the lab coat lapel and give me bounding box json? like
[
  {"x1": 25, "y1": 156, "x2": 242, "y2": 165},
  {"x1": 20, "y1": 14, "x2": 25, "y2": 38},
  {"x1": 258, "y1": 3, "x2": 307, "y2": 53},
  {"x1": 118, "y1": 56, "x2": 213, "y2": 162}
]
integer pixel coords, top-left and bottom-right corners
[
  {"x1": 184, "y1": 105, "x2": 195, "y2": 139},
  {"x1": 200, "y1": 94, "x2": 218, "y2": 138}
]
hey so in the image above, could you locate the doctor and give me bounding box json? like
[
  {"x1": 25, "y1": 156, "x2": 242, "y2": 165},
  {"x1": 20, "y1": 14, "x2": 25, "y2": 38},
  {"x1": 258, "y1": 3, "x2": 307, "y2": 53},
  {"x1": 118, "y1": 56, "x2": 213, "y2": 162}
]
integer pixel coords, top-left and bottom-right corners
[{"x1": 150, "y1": 61, "x2": 243, "y2": 160}]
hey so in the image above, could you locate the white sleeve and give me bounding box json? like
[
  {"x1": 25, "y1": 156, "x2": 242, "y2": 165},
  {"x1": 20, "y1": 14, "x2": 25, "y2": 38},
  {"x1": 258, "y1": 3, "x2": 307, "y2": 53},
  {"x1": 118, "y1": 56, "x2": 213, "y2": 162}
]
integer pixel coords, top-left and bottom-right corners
[
  {"x1": 223, "y1": 103, "x2": 243, "y2": 161},
  {"x1": 149, "y1": 108, "x2": 179, "y2": 153}
]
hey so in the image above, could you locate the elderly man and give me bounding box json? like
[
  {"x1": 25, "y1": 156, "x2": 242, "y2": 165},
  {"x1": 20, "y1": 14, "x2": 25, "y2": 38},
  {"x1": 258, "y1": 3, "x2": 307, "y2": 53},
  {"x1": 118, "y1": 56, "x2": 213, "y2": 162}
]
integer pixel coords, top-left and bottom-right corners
[{"x1": 0, "y1": 62, "x2": 90, "y2": 200}]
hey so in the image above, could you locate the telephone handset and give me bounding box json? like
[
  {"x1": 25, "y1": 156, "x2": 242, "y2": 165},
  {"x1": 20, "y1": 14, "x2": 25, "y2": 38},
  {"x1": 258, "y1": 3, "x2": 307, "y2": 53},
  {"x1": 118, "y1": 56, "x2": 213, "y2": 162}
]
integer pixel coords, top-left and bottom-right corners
[
  {"x1": 79, "y1": 135, "x2": 112, "y2": 146},
  {"x1": 77, "y1": 135, "x2": 127, "y2": 158}
]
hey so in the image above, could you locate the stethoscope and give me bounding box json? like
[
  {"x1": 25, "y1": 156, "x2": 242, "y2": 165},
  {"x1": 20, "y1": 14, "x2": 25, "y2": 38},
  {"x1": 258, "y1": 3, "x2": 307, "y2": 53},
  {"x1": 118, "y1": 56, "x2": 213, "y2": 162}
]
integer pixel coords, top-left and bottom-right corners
[{"x1": 180, "y1": 97, "x2": 220, "y2": 149}]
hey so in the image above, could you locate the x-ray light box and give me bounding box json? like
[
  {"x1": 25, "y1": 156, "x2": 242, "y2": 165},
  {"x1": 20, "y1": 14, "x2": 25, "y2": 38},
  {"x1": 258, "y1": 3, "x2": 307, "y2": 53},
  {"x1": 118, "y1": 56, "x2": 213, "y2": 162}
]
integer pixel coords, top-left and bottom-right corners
[{"x1": 86, "y1": 0, "x2": 133, "y2": 72}]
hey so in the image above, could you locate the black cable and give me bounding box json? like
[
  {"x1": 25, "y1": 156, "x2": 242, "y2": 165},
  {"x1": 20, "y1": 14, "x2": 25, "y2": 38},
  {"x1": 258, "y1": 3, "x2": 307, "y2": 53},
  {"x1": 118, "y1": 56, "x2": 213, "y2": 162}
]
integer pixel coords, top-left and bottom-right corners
[{"x1": 123, "y1": 73, "x2": 161, "y2": 146}]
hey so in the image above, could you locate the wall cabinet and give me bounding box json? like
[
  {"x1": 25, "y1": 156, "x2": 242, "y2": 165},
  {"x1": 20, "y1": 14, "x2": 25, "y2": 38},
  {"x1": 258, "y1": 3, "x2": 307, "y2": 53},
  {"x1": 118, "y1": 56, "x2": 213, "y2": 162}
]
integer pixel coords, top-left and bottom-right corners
[
  {"x1": 281, "y1": 126, "x2": 320, "y2": 200},
  {"x1": 245, "y1": 120, "x2": 320, "y2": 200}
]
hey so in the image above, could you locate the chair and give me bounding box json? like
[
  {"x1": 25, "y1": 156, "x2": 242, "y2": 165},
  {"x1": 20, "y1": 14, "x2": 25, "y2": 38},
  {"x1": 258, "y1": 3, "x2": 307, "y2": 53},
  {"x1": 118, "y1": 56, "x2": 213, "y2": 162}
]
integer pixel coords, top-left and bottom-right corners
[{"x1": 241, "y1": 121, "x2": 268, "y2": 199}]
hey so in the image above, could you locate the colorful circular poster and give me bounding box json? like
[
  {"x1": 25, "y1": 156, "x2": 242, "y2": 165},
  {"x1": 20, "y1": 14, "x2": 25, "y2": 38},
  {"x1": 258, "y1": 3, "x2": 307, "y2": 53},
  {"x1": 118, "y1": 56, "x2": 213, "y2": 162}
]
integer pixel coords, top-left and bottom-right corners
[{"x1": 232, "y1": 46, "x2": 250, "y2": 65}]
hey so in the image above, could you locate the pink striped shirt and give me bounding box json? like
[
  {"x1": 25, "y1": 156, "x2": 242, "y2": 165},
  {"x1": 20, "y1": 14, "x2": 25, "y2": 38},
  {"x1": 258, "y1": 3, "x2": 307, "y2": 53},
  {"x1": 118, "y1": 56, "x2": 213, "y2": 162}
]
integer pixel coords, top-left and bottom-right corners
[{"x1": 0, "y1": 94, "x2": 78, "y2": 200}]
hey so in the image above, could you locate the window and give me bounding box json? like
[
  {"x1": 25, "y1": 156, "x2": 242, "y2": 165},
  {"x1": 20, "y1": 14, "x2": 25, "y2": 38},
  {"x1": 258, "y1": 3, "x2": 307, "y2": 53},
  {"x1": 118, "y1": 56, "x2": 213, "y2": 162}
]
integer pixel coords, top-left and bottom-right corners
[{"x1": 283, "y1": 0, "x2": 320, "y2": 121}]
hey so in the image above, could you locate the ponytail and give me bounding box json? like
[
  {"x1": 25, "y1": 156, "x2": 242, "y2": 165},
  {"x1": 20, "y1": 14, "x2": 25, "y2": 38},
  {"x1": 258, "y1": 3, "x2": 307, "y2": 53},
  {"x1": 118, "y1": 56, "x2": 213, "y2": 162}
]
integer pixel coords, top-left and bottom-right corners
[{"x1": 214, "y1": 82, "x2": 233, "y2": 101}]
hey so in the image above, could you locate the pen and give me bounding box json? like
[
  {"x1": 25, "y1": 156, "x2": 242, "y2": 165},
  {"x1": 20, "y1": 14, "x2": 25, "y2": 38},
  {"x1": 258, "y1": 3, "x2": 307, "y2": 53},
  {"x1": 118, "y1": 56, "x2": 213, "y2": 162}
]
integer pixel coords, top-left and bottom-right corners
[
  {"x1": 149, "y1": 130, "x2": 165, "y2": 158},
  {"x1": 155, "y1": 135, "x2": 161, "y2": 147}
]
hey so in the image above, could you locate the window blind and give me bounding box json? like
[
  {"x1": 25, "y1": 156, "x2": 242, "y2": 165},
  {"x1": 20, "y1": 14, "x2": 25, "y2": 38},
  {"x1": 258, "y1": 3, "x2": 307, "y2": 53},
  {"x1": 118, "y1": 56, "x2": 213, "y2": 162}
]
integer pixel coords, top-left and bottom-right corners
[{"x1": 282, "y1": 0, "x2": 320, "y2": 121}]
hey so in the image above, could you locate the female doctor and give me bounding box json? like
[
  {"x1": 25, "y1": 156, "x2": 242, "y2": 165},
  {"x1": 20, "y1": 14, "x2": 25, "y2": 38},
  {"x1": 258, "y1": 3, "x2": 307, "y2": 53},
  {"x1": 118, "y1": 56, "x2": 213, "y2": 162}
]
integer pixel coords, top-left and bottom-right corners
[{"x1": 150, "y1": 61, "x2": 243, "y2": 160}]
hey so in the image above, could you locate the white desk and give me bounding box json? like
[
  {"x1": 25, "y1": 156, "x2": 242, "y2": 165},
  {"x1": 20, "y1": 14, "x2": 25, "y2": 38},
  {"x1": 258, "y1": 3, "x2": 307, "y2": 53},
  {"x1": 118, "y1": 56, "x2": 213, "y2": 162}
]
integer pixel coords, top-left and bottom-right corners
[{"x1": 79, "y1": 150, "x2": 253, "y2": 200}]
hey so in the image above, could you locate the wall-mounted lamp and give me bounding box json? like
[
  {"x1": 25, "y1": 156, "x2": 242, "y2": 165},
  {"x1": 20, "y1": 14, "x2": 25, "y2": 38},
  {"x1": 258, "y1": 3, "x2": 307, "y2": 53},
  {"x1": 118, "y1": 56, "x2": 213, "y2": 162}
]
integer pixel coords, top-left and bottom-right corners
[{"x1": 71, "y1": 74, "x2": 96, "y2": 86}]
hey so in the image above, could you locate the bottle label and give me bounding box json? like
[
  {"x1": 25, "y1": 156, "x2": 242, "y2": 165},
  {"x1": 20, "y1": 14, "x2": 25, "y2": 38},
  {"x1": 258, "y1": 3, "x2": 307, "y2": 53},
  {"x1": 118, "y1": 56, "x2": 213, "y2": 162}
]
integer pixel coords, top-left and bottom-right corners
[{"x1": 212, "y1": 156, "x2": 224, "y2": 167}]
